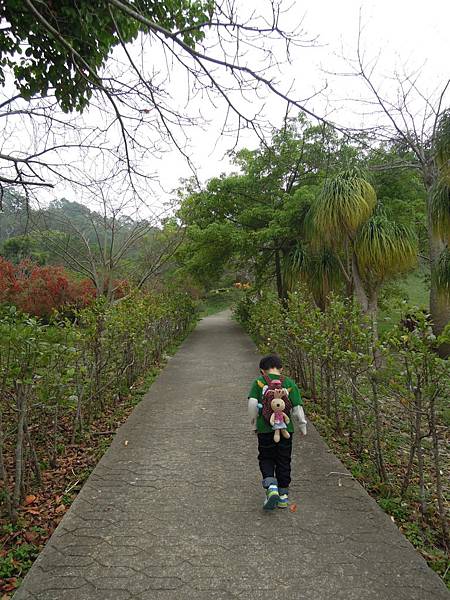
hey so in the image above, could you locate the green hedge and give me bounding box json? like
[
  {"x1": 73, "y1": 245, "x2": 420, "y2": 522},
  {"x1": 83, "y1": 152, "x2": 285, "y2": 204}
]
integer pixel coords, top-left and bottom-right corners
[
  {"x1": 0, "y1": 290, "x2": 196, "y2": 522},
  {"x1": 236, "y1": 287, "x2": 449, "y2": 584}
]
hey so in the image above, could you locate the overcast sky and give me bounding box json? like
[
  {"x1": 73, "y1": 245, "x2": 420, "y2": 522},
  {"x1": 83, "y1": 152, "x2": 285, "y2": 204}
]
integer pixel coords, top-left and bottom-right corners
[
  {"x1": 148, "y1": 0, "x2": 450, "y2": 204},
  {"x1": 3, "y1": 0, "x2": 449, "y2": 216}
]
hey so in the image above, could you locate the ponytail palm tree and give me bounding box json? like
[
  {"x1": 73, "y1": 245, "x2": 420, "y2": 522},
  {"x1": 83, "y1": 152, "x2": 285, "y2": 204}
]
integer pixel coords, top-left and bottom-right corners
[
  {"x1": 354, "y1": 215, "x2": 418, "y2": 315},
  {"x1": 435, "y1": 248, "x2": 450, "y2": 297},
  {"x1": 428, "y1": 110, "x2": 450, "y2": 353},
  {"x1": 313, "y1": 168, "x2": 377, "y2": 243},
  {"x1": 283, "y1": 243, "x2": 342, "y2": 310},
  {"x1": 312, "y1": 168, "x2": 377, "y2": 311},
  {"x1": 430, "y1": 179, "x2": 450, "y2": 245},
  {"x1": 312, "y1": 170, "x2": 418, "y2": 323},
  {"x1": 430, "y1": 109, "x2": 450, "y2": 265}
]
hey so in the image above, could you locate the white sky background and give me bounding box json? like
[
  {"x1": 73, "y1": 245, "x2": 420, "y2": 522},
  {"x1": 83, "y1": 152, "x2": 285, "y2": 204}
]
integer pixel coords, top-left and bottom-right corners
[
  {"x1": 141, "y1": 0, "x2": 450, "y2": 207},
  {"x1": 3, "y1": 0, "x2": 450, "y2": 218}
]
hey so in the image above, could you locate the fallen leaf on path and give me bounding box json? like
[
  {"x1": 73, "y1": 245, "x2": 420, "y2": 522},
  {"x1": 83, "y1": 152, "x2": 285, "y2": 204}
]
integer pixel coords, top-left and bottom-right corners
[
  {"x1": 24, "y1": 508, "x2": 40, "y2": 515},
  {"x1": 23, "y1": 531, "x2": 38, "y2": 543},
  {"x1": 55, "y1": 504, "x2": 66, "y2": 514},
  {"x1": 1, "y1": 396, "x2": 142, "y2": 588},
  {"x1": 1, "y1": 578, "x2": 17, "y2": 592},
  {"x1": 289, "y1": 503, "x2": 298, "y2": 513},
  {"x1": 24, "y1": 494, "x2": 36, "y2": 505}
]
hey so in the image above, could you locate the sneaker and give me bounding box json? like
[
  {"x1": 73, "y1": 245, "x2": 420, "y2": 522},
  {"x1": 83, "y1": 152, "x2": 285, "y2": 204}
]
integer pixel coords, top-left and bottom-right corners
[
  {"x1": 263, "y1": 484, "x2": 279, "y2": 510},
  {"x1": 277, "y1": 493, "x2": 289, "y2": 508}
]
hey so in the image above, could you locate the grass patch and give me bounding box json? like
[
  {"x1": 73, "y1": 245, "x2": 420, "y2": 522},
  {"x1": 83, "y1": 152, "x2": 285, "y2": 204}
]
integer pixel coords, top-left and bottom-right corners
[
  {"x1": 379, "y1": 269, "x2": 428, "y2": 334},
  {"x1": 197, "y1": 288, "x2": 242, "y2": 317}
]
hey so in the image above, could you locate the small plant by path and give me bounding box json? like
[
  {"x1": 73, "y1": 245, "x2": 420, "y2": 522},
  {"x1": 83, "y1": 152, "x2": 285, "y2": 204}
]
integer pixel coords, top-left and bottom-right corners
[
  {"x1": 236, "y1": 288, "x2": 450, "y2": 588},
  {"x1": 0, "y1": 332, "x2": 193, "y2": 598}
]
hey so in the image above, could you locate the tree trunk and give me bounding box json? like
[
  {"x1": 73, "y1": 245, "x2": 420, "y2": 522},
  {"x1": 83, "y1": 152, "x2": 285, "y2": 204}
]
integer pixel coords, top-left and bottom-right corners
[
  {"x1": 351, "y1": 252, "x2": 369, "y2": 312},
  {"x1": 427, "y1": 192, "x2": 450, "y2": 356},
  {"x1": 24, "y1": 417, "x2": 42, "y2": 486},
  {"x1": 332, "y1": 369, "x2": 341, "y2": 434},
  {"x1": 50, "y1": 404, "x2": 59, "y2": 469},
  {"x1": 350, "y1": 376, "x2": 364, "y2": 458},
  {"x1": 368, "y1": 292, "x2": 378, "y2": 342},
  {"x1": 401, "y1": 355, "x2": 416, "y2": 498},
  {"x1": 401, "y1": 423, "x2": 416, "y2": 498},
  {"x1": 13, "y1": 386, "x2": 27, "y2": 521},
  {"x1": 370, "y1": 375, "x2": 388, "y2": 483},
  {"x1": 0, "y1": 409, "x2": 12, "y2": 519},
  {"x1": 414, "y1": 384, "x2": 427, "y2": 519},
  {"x1": 429, "y1": 393, "x2": 449, "y2": 548},
  {"x1": 274, "y1": 248, "x2": 285, "y2": 303},
  {"x1": 368, "y1": 290, "x2": 382, "y2": 368}
]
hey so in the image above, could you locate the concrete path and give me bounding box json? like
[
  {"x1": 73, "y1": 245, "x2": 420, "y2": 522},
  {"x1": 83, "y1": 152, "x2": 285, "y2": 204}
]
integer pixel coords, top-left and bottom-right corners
[{"x1": 14, "y1": 312, "x2": 449, "y2": 600}]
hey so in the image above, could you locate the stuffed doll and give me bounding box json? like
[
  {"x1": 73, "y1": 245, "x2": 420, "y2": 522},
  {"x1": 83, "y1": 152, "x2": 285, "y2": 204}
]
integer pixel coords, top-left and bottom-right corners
[{"x1": 269, "y1": 396, "x2": 290, "y2": 443}]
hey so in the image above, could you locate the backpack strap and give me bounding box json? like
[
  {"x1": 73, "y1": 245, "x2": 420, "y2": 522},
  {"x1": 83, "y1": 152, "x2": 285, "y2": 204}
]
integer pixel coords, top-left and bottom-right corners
[
  {"x1": 261, "y1": 373, "x2": 286, "y2": 386},
  {"x1": 261, "y1": 372, "x2": 272, "y2": 386}
]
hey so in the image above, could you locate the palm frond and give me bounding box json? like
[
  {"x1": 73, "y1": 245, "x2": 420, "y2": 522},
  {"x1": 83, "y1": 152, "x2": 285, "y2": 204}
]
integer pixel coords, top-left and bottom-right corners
[
  {"x1": 307, "y1": 247, "x2": 343, "y2": 308},
  {"x1": 282, "y1": 243, "x2": 308, "y2": 292},
  {"x1": 283, "y1": 243, "x2": 342, "y2": 308},
  {"x1": 313, "y1": 169, "x2": 376, "y2": 242},
  {"x1": 435, "y1": 247, "x2": 450, "y2": 297},
  {"x1": 435, "y1": 109, "x2": 450, "y2": 181},
  {"x1": 430, "y1": 178, "x2": 450, "y2": 244},
  {"x1": 355, "y1": 214, "x2": 417, "y2": 283}
]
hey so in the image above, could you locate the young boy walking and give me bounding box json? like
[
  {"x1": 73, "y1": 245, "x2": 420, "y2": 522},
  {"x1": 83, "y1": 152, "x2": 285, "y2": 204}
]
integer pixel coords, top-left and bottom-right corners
[{"x1": 248, "y1": 354, "x2": 307, "y2": 510}]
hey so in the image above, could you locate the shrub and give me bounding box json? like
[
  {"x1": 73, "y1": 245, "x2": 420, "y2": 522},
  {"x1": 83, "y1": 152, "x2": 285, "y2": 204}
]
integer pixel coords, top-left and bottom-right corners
[
  {"x1": 235, "y1": 286, "x2": 449, "y2": 559},
  {"x1": 0, "y1": 290, "x2": 196, "y2": 522},
  {"x1": 0, "y1": 258, "x2": 95, "y2": 317}
]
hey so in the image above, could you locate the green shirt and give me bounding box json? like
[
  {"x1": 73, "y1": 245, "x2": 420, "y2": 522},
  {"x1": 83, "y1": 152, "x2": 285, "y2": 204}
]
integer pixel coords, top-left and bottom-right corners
[{"x1": 248, "y1": 373, "x2": 302, "y2": 434}]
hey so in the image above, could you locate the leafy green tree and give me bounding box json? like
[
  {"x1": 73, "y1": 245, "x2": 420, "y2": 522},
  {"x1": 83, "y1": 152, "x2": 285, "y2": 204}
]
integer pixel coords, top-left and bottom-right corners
[
  {"x1": 178, "y1": 117, "x2": 356, "y2": 297},
  {"x1": 346, "y1": 50, "x2": 450, "y2": 351},
  {"x1": 0, "y1": 234, "x2": 48, "y2": 264},
  {"x1": 367, "y1": 148, "x2": 427, "y2": 237},
  {"x1": 0, "y1": 0, "x2": 213, "y2": 112},
  {"x1": 179, "y1": 119, "x2": 424, "y2": 329}
]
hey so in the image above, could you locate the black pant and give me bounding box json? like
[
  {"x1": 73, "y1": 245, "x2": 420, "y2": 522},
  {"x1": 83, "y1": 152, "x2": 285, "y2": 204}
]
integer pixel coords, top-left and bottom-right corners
[{"x1": 257, "y1": 432, "x2": 293, "y2": 489}]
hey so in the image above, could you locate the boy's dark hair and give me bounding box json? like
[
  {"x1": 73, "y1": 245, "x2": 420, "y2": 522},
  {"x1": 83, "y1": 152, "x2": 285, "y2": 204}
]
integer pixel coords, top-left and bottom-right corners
[{"x1": 259, "y1": 354, "x2": 283, "y2": 371}]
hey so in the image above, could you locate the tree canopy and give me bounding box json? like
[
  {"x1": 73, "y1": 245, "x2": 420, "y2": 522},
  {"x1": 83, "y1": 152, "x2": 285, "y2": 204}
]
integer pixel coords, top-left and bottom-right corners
[
  {"x1": 0, "y1": 0, "x2": 213, "y2": 111},
  {"x1": 0, "y1": 1, "x2": 323, "y2": 194},
  {"x1": 177, "y1": 118, "x2": 425, "y2": 312}
]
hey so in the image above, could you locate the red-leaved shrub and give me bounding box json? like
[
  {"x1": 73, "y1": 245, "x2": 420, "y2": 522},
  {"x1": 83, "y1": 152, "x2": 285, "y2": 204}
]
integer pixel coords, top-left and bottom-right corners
[{"x1": 0, "y1": 258, "x2": 96, "y2": 317}]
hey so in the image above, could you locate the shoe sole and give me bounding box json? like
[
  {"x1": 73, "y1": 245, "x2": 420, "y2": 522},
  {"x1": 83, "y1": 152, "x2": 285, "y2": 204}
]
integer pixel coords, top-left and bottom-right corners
[{"x1": 263, "y1": 493, "x2": 279, "y2": 510}]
